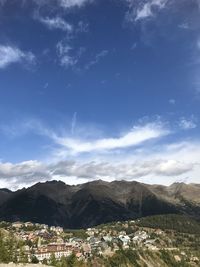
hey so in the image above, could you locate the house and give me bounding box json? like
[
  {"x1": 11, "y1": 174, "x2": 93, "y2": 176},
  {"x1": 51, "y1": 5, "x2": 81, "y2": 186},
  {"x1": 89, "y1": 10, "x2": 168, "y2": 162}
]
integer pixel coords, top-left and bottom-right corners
[
  {"x1": 41, "y1": 224, "x2": 49, "y2": 230},
  {"x1": 155, "y1": 229, "x2": 164, "y2": 235},
  {"x1": 55, "y1": 226, "x2": 64, "y2": 234},
  {"x1": 119, "y1": 231, "x2": 126, "y2": 236},
  {"x1": 12, "y1": 222, "x2": 24, "y2": 229},
  {"x1": 174, "y1": 255, "x2": 181, "y2": 262},
  {"x1": 24, "y1": 222, "x2": 34, "y2": 227},
  {"x1": 86, "y1": 229, "x2": 95, "y2": 237},
  {"x1": 132, "y1": 231, "x2": 149, "y2": 243},
  {"x1": 144, "y1": 239, "x2": 156, "y2": 245},
  {"x1": 82, "y1": 243, "x2": 91, "y2": 256},
  {"x1": 34, "y1": 243, "x2": 73, "y2": 261},
  {"x1": 118, "y1": 235, "x2": 130, "y2": 247},
  {"x1": 50, "y1": 226, "x2": 56, "y2": 232},
  {"x1": 87, "y1": 237, "x2": 99, "y2": 245}
]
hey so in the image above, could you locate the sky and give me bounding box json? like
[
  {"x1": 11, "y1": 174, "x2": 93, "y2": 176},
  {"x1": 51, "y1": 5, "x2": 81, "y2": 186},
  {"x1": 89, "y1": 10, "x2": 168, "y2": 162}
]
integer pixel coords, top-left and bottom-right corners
[{"x1": 0, "y1": 0, "x2": 200, "y2": 189}]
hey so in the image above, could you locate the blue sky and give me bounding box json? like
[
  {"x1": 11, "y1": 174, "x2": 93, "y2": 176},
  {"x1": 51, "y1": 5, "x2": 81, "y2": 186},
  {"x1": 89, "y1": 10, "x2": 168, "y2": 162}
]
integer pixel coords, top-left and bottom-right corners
[{"x1": 0, "y1": 0, "x2": 200, "y2": 189}]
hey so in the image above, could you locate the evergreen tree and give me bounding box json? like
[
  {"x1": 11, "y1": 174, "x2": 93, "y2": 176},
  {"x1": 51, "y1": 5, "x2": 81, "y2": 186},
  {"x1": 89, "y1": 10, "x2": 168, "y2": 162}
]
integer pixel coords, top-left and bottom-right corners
[{"x1": 31, "y1": 255, "x2": 39, "y2": 264}]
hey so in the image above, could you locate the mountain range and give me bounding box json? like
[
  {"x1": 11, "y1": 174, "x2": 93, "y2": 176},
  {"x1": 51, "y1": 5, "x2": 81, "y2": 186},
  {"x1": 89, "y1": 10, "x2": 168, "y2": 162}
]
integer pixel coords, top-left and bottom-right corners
[{"x1": 0, "y1": 180, "x2": 200, "y2": 229}]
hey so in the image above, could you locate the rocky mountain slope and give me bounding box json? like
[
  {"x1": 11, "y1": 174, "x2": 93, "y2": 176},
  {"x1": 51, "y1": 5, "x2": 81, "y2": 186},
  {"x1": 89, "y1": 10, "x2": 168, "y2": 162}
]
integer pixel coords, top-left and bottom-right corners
[{"x1": 0, "y1": 180, "x2": 200, "y2": 228}]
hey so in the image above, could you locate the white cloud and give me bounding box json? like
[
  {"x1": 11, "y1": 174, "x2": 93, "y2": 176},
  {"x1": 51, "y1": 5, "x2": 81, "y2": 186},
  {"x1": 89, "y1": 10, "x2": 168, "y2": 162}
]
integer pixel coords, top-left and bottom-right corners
[
  {"x1": 0, "y1": 45, "x2": 35, "y2": 69},
  {"x1": 0, "y1": 140, "x2": 199, "y2": 189},
  {"x1": 0, "y1": 160, "x2": 45, "y2": 178},
  {"x1": 126, "y1": 0, "x2": 168, "y2": 22},
  {"x1": 179, "y1": 117, "x2": 197, "y2": 130},
  {"x1": 0, "y1": 160, "x2": 50, "y2": 189},
  {"x1": 52, "y1": 122, "x2": 169, "y2": 155},
  {"x1": 143, "y1": 140, "x2": 200, "y2": 185},
  {"x1": 1, "y1": 118, "x2": 200, "y2": 189},
  {"x1": 50, "y1": 159, "x2": 194, "y2": 182},
  {"x1": 135, "y1": 2, "x2": 153, "y2": 21},
  {"x1": 5, "y1": 0, "x2": 94, "y2": 10},
  {"x1": 153, "y1": 159, "x2": 193, "y2": 176},
  {"x1": 38, "y1": 16, "x2": 73, "y2": 32},
  {"x1": 58, "y1": 0, "x2": 92, "y2": 9},
  {"x1": 56, "y1": 41, "x2": 77, "y2": 68}
]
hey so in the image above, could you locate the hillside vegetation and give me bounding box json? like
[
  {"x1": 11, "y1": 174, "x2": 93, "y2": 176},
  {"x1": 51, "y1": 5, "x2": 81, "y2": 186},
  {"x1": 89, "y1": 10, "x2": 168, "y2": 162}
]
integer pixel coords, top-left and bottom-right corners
[{"x1": 136, "y1": 214, "x2": 200, "y2": 234}]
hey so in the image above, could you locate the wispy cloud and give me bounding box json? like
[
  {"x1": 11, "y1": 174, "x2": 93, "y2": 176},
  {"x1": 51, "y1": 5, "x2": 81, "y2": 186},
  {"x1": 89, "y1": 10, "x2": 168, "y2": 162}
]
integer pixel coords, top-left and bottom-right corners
[
  {"x1": 37, "y1": 16, "x2": 73, "y2": 32},
  {"x1": 85, "y1": 50, "x2": 108, "y2": 70},
  {"x1": 77, "y1": 21, "x2": 89, "y2": 33},
  {"x1": 58, "y1": 0, "x2": 93, "y2": 9},
  {"x1": 179, "y1": 117, "x2": 197, "y2": 130},
  {"x1": 56, "y1": 41, "x2": 77, "y2": 68},
  {"x1": 178, "y1": 23, "x2": 190, "y2": 30},
  {"x1": 137, "y1": 0, "x2": 167, "y2": 21},
  {"x1": 126, "y1": 0, "x2": 168, "y2": 22},
  {"x1": 0, "y1": 45, "x2": 35, "y2": 69},
  {"x1": 52, "y1": 122, "x2": 169, "y2": 155},
  {"x1": 56, "y1": 39, "x2": 108, "y2": 70}
]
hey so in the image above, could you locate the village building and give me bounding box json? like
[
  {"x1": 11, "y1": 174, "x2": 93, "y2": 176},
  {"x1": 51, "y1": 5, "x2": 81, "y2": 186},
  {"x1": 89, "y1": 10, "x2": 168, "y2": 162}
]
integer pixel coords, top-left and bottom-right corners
[
  {"x1": 12, "y1": 222, "x2": 24, "y2": 229},
  {"x1": 34, "y1": 243, "x2": 74, "y2": 261}
]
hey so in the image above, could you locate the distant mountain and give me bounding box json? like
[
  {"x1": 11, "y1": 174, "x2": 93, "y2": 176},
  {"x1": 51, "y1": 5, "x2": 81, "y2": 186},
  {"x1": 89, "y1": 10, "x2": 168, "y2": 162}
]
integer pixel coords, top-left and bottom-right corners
[{"x1": 0, "y1": 180, "x2": 200, "y2": 229}]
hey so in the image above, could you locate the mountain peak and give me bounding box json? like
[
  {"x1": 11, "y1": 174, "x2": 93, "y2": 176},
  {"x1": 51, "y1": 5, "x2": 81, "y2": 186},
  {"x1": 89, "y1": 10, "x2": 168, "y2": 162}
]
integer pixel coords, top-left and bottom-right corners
[{"x1": 0, "y1": 180, "x2": 200, "y2": 228}]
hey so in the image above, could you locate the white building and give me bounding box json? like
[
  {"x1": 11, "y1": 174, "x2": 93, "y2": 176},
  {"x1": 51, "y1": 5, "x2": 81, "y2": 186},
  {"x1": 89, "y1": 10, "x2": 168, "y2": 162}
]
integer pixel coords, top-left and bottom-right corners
[{"x1": 34, "y1": 243, "x2": 73, "y2": 261}]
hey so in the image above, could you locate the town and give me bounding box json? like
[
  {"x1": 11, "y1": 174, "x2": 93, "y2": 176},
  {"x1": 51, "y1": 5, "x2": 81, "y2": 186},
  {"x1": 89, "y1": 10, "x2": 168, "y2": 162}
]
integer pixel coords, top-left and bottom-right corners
[{"x1": 0, "y1": 215, "x2": 200, "y2": 267}]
